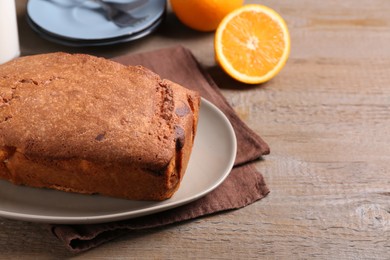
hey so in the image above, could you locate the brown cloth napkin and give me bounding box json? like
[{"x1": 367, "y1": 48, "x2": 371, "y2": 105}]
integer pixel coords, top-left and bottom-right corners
[{"x1": 50, "y1": 46, "x2": 270, "y2": 253}]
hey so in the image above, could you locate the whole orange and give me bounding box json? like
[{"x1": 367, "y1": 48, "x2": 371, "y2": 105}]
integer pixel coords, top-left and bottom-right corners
[{"x1": 170, "y1": 0, "x2": 244, "y2": 32}]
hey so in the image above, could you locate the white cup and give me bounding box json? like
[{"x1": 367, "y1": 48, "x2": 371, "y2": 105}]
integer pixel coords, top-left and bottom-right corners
[{"x1": 0, "y1": 0, "x2": 20, "y2": 64}]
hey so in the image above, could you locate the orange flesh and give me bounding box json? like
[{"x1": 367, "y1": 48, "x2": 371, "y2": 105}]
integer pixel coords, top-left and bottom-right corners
[{"x1": 221, "y1": 11, "x2": 286, "y2": 77}]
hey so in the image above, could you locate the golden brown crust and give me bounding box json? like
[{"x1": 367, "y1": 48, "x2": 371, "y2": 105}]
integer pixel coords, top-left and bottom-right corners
[{"x1": 0, "y1": 52, "x2": 200, "y2": 201}]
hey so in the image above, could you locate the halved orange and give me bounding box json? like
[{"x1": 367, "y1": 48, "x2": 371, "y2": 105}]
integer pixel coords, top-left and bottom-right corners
[{"x1": 215, "y1": 5, "x2": 290, "y2": 84}]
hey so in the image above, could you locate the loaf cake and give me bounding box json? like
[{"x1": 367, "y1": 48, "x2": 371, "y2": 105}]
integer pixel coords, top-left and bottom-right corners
[{"x1": 0, "y1": 52, "x2": 200, "y2": 201}]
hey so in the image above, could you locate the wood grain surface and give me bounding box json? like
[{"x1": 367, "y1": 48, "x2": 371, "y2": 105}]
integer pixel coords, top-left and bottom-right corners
[{"x1": 1, "y1": 0, "x2": 389, "y2": 258}]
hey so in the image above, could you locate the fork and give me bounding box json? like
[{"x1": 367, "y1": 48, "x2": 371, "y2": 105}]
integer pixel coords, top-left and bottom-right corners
[
  {"x1": 94, "y1": 0, "x2": 146, "y2": 13},
  {"x1": 93, "y1": 0, "x2": 147, "y2": 27}
]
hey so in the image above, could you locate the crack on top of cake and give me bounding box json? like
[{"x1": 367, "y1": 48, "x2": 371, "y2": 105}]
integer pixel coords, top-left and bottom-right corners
[
  {"x1": 153, "y1": 80, "x2": 176, "y2": 150},
  {"x1": 0, "y1": 86, "x2": 18, "y2": 109},
  {"x1": 0, "y1": 87, "x2": 19, "y2": 125},
  {"x1": 1, "y1": 75, "x2": 67, "y2": 109},
  {"x1": 20, "y1": 76, "x2": 65, "y2": 86},
  {"x1": 158, "y1": 80, "x2": 175, "y2": 121},
  {"x1": 0, "y1": 109, "x2": 12, "y2": 123},
  {"x1": 19, "y1": 78, "x2": 38, "y2": 85},
  {"x1": 186, "y1": 93, "x2": 198, "y2": 143},
  {"x1": 42, "y1": 76, "x2": 65, "y2": 86}
]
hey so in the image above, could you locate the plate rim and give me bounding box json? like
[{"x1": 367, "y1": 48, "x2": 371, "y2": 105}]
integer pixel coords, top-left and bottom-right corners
[
  {"x1": 27, "y1": 0, "x2": 167, "y2": 40},
  {"x1": 26, "y1": 13, "x2": 164, "y2": 47},
  {"x1": 0, "y1": 98, "x2": 237, "y2": 224}
]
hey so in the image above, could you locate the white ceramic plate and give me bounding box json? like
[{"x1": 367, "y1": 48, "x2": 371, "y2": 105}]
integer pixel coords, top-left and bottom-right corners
[
  {"x1": 0, "y1": 99, "x2": 237, "y2": 224},
  {"x1": 27, "y1": 0, "x2": 166, "y2": 40}
]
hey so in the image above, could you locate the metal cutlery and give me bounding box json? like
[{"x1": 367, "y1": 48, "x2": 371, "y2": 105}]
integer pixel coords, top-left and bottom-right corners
[{"x1": 92, "y1": 0, "x2": 147, "y2": 27}]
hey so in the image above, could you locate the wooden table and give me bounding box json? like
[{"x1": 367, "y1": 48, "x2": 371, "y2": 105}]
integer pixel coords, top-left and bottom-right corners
[{"x1": 1, "y1": 0, "x2": 389, "y2": 258}]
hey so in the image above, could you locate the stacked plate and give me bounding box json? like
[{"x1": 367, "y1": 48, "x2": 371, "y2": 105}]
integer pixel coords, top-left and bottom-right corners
[{"x1": 27, "y1": 0, "x2": 166, "y2": 47}]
